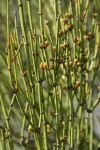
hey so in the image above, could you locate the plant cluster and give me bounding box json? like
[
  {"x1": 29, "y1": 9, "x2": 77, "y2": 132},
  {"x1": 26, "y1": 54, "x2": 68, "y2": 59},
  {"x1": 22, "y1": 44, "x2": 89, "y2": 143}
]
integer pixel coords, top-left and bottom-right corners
[{"x1": 0, "y1": 0, "x2": 100, "y2": 150}]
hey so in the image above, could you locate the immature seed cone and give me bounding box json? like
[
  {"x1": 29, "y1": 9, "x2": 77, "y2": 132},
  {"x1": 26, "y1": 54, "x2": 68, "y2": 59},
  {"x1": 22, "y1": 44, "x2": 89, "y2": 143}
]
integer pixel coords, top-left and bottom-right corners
[
  {"x1": 45, "y1": 19, "x2": 49, "y2": 25},
  {"x1": 40, "y1": 41, "x2": 49, "y2": 49},
  {"x1": 49, "y1": 64, "x2": 54, "y2": 70},
  {"x1": 40, "y1": 62, "x2": 47, "y2": 69},
  {"x1": 67, "y1": 24, "x2": 74, "y2": 31},
  {"x1": 60, "y1": 44, "x2": 65, "y2": 50},
  {"x1": 61, "y1": 86, "x2": 68, "y2": 91},
  {"x1": 62, "y1": 121, "x2": 65, "y2": 127},
  {"x1": 70, "y1": 72, "x2": 74, "y2": 76},
  {"x1": 92, "y1": 13, "x2": 97, "y2": 18},
  {"x1": 46, "y1": 124, "x2": 52, "y2": 134},
  {"x1": 52, "y1": 46, "x2": 56, "y2": 51},
  {"x1": 58, "y1": 30, "x2": 64, "y2": 37},
  {"x1": 64, "y1": 42, "x2": 69, "y2": 47},
  {"x1": 84, "y1": 32, "x2": 94, "y2": 40},
  {"x1": 56, "y1": 91, "x2": 60, "y2": 96},
  {"x1": 65, "y1": 12, "x2": 73, "y2": 19},
  {"x1": 28, "y1": 125, "x2": 34, "y2": 132},
  {"x1": 97, "y1": 86, "x2": 100, "y2": 91},
  {"x1": 73, "y1": 59, "x2": 78, "y2": 64},
  {"x1": 50, "y1": 111, "x2": 55, "y2": 117},
  {"x1": 62, "y1": 18, "x2": 68, "y2": 25},
  {"x1": 21, "y1": 70, "x2": 27, "y2": 76},
  {"x1": 32, "y1": 34, "x2": 36, "y2": 40},
  {"x1": 75, "y1": 37, "x2": 81, "y2": 45},
  {"x1": 45, "y1": 41, "x2": 49, "y2": 47},
  {"x1": 64, "y1": 135, "x2": 68, "y2": 141},
  {"x1": 69, "y1": 61, "x2": 74, "y2": 67},
  {"x1": 75, "y1": 81, "x2": 80, "y2": 88}
]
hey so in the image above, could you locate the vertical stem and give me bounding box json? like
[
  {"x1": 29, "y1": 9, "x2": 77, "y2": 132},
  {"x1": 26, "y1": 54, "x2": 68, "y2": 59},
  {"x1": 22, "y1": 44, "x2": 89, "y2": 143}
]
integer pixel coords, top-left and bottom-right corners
[
  {"x1": 39, "y1": 0, "x2": 43, "y2": 35},
  {"x1": 7, "y1": 0, "x2": 9, "y2": 48},
  {"x1": 18, "y1": 0, "x2": 33, "y2": 86},
  {"x1": 89, "y1": 113, "x2": 93, "y2": 150}
]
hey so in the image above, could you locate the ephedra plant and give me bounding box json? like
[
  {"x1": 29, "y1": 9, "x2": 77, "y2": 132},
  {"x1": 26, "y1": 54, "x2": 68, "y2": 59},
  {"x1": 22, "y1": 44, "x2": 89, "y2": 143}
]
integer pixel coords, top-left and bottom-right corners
[{"x1": 0, "y1": 0, "x2": 100, "y2": 150}]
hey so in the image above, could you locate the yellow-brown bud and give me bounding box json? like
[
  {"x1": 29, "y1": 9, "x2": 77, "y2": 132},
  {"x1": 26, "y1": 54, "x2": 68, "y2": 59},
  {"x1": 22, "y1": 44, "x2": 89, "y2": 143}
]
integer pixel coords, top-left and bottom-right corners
[
  {"x1": 65, "y1": 13, "x2": 73, "y2": 19},
  {"x1": 97, "y1": 86, "x2": 100, "y2": 91},
  {"x1": 40, "y1": 62, "x2": 47, "y2": 69},
  {"x1": 50, "y1": 111, "x2": 54, "y2": 117},
  {"x1": 64, "y1": 135, "x2": 68, "y2": 141},
  {"x1": 62, "y1": 121, "x2": 65, "y2": 127},
  {"x1": 46, "y1": 124, "x2": 52, "y2": 134},
  {"x1": 84, "y1": 32, "x2": 94, "y2": 40},
  {"x1": 73, "y1": 59, "x2": 78, "y2": 64},
  {"x1": 56, "y1": 92, "x2": 60, "y2": 96},
  {"x1": 75, "y1": 81, "x2": 80, "y2": 88},
  {"x1": 67, "y1": 24, "x2": 74, "y2": 31},
  {"x1": 45, "y1": 19, "x2": 49, "y2": 25},
  {"x1": 62, "y1": 18, "x2": 68, "y2": 25},
  {"x1": 70, "y1": 72, "x2": 74, "y2": 76},
  {"x1": 49, "y1": 64, "x2": 54, "y2": 70},
  {"x1": 64, "y1": 42, "x2": 69, "y2": 47},
  {"x1": 92, "y1": 13, "x2": 97, "y2": 18},
  {"x1": 69, "y1": 61, "x2": 74, "y2": 67},
  {"x1": 61, "y1": 86, "x2": 68, "y2": 91},
  {"x1": 52, "y1": 46, "x2": 56, "y2": 51},
  {"x1": 60, "y1": 44, "x2": 65, "y2": 50},
  {"x1": 58, "y1": 30, "x2": 64, "y2": 37},
  {"x1": 28, "y1": 125, "x2": 34, "y2": 132},
  {"x1": 40, "y1": 41, "x2": 49, "y2": 49}
]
